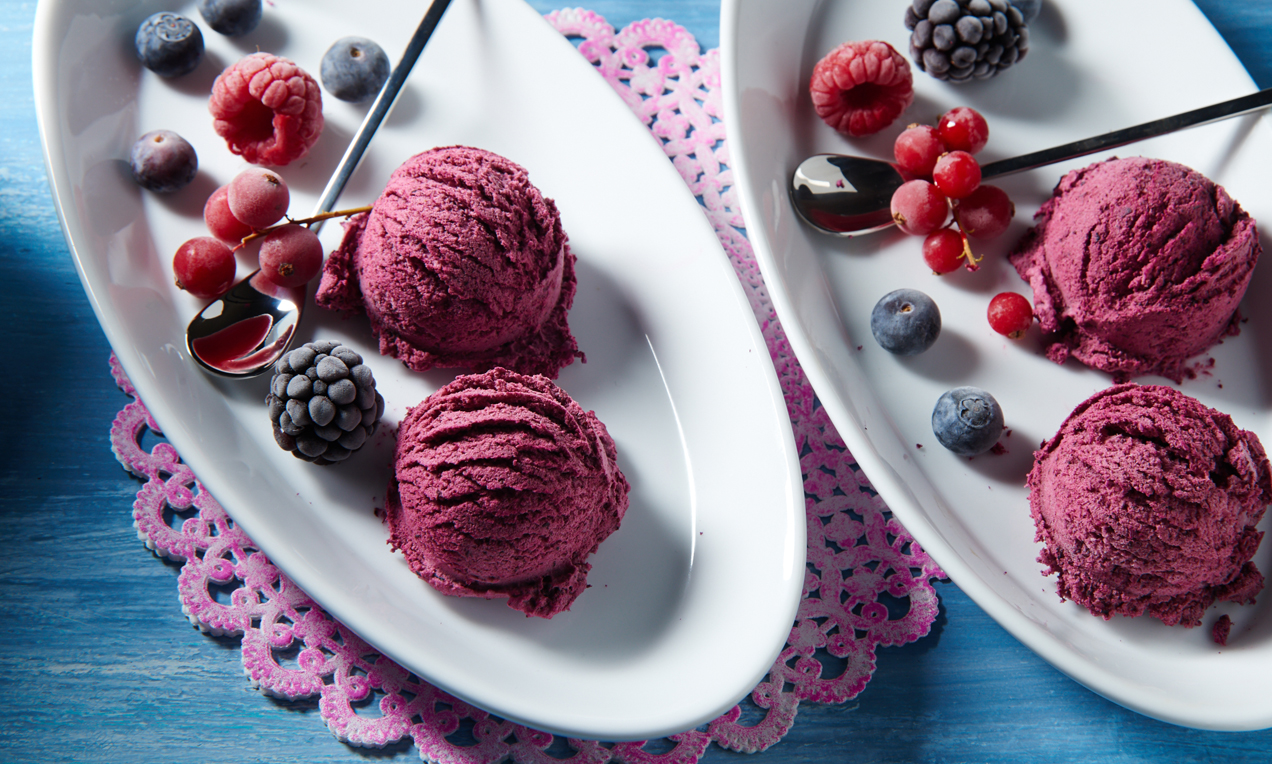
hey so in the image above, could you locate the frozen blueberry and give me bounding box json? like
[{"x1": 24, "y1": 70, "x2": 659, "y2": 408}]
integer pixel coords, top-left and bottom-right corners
[
  {"x1": 129, "y1": 130, "x2": 198, "y2": 193},
  {"x1": 320, "y1": 37, "x2": 391, "y2": 102},
  {"x1": 135, "y1": 12, "x2": 204, "y2": 77},
  {"x1": 932, "y1": 387, "x2": 1004, "y2": 456},
  {"x1": 198, "y1": 0, "x2": 263, "y2": 37},
  {"x1": 870, "y1": 289, "x2": 941, "y2": 355}
]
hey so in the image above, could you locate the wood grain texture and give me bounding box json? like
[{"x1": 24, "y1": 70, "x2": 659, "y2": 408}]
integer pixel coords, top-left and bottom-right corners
[{"x1": 2, "y1": 1, "x2": 1271, "y2": 762}]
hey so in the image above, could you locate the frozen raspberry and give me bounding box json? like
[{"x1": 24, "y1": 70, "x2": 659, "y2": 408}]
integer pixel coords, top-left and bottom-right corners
[
  {"x1": 209, "y1": 52, "x2": 323, "y2": 166},
  {"x1": 810, "y1": 40, "x2": 914, "y2": 138}
]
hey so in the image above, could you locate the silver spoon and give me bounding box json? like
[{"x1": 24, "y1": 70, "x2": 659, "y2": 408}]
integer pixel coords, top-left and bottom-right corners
[
  {"x1": 791, "y1": 87, "x2": 1272, "y2": 237},
  {"x1": 187, "y1": 0, "x2": 453, "y2": 377}
]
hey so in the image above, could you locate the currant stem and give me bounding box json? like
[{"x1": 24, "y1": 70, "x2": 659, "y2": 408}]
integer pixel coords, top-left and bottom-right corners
[
  {"x1": 954, "y1": 226, "x2": 982, "y2": 272},
  {"x1": 231, "y1": 205, "x2": 373, "y2": 251}
]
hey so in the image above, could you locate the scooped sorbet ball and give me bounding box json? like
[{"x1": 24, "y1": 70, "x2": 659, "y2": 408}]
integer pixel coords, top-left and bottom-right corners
[
  {"x1": 316, "y1": 146, "x2": 582, "y2": 378},
  {"x1": 1029, "y1": 384, "x2": 1271, "y2": 627},
  {"x1": 385, "y1": 368, "x2": 630, "y2": 618},
  {"x1": 1008, "y1": 157, "x2": 1259, "y2": 382}
]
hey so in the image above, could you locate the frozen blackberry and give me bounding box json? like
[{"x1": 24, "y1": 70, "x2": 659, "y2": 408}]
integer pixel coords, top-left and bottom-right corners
[
  {"x1": 905, "y1": 0, "x2": 1029, "y2": 83},
  {"x1": 266, "y1": 341, "x2": 385, "y2": 465}
]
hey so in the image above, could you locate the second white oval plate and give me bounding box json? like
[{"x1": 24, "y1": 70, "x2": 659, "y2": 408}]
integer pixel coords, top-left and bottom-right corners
[{"x1": 724, "y1": 0, "x2": 1272, "y2": 731}]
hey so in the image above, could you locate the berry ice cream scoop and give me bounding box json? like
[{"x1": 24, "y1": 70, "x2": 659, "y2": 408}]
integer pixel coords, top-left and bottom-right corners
[
  {"x1": 1028, "y1": 383, "x2": 1271, "y2": 628},
  {"x1": 317, "y1": 146, "x2": 582, "y2": 378},
  {"x1": 385, "y1": 368, "x2": 629, "y2": 618},
  {"x1": 1009, "y1": 156, "x2": 1260, "y2": 382}
]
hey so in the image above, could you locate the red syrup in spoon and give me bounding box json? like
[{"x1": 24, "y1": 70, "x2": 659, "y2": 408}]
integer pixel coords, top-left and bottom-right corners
[{"x1": 190, "y1": 314, "x2": 287, "y2": 374}]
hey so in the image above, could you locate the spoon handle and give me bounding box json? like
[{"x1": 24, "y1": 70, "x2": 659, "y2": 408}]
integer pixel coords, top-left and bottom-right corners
[
  {"x1": 310, "y1": 0, "x2": 453, "y2": 224},
  {"x1": 980, "y1": 87, "x2": 1272, "y2": 179}
]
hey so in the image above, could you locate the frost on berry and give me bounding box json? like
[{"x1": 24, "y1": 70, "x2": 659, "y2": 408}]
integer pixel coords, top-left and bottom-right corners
[
  {"x1": 955, "y1": 184, "x2": 1014, "y2": 240},
  {"x1": 173, "y1": 236, "x2": 236, "y2": 299},
  {"x1": 891, "y1": 179, "x2": 949, "y2": 236},
  {"x1": 130, "y1": 130, "x2": 198, "y2": 193},
  {"x1": 210, "y1": 52, "x2": 323, "y2": 166},
  {"x1": 227, "y1": 167, "x2": 290, "y2": 228},
  {"x1": 204, "y1": 185, "x2": 254, "y2": 243},
  {"x1": 810, "y1": 40, "x2": 914, "y2": 137},
  {"x1": 267, "y1": 340, "x2": 383, "y2": 465},
  {"x1": 259, "y1": 224, "x2": 323, "y2": 288},
  {"x1": 906, "y1": 0, "x2": 1029, "y2": 83},
  {"x1": 894, "y1": 124, "x2": 946, "y2": 178}
]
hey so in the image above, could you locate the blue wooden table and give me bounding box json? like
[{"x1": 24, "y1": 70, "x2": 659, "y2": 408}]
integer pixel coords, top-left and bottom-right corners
[{"x1": 3, "y1": 1, "x2": 1272, "y2": 762}]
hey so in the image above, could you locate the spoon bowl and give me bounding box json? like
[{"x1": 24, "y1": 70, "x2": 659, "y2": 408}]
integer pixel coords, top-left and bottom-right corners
[
  {"x1": 187, "y1": 272, "x2": 304, "y2": 376},
  {"x1": 790, "y1": 154, "x2": 904, "y2": 236}
]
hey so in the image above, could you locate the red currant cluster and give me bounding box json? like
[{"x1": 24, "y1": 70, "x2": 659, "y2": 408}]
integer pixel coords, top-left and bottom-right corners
[
  {"x1": 888, "y1": 107, "x2": 1035, "y2": 340},
  {"x1": 889, "y1": 107, "x2": 1014, "y2": 275},
  {"x1": 172, "y1": 168, "x2": 366, "y2": 300}
]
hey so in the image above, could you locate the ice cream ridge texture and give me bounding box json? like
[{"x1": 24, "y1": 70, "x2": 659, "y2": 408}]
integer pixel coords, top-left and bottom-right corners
[
  {"x1": 316, "y1": 146, "x2": 582, "y2": 379},
  {"x1": 1009, "y1": 157, "x2": 1259, "y2": 382},
  {"x1": 385, "y1": 368, "x2": 630, "y2": 618},
  {"x1": 1028, "y1": 383, "x2": 1271, "y2": 627}
]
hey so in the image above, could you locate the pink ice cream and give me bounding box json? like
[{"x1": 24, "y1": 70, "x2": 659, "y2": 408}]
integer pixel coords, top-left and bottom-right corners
[
  {"x1": 1028, "y1": 383, "x2": 1271, "y2": 627},
  {"x1": 316, "y1": 146, "x2": 582, "y2": 378},
  {"x1": 385, "y1": 367, "x2": 629, "y2": 618},
  {"x1": 1009, "y1": 157, "x2": 1260, "y2": 382}
]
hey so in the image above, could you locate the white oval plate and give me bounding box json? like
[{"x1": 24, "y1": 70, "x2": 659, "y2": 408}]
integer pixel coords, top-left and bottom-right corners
[
  {"x1": 34, "y1": 0, "x2": 805, "y2": 741},
  {"x1": 723, "y1": 0, "x2": 1272, "y2": 731}
]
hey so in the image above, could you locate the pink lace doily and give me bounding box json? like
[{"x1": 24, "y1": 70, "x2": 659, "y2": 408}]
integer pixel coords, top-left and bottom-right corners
[{"x1": 108, "y1": 11, "x2": 945, "y2": 762}]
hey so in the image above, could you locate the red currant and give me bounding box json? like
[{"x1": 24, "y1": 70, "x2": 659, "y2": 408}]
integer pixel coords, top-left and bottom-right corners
[
  {"x1": 932, "y1": 150, "x2": 982, "y2": 199},
  {"x1": 173, "y1": 236, "x2": 236, "y2": 299},
  {"x1": 938, "y1": 107, "x2": 989, "y2": 155},
  {"x1": 922, "y1": 228, "x2": 969, "y2": 274},
  {"x1": 890, "y1": 179, "x2": 949, "y2": 236},
  {"x1": 204, "y1": 184, "x2": 254, "y2": 244},
  {"x1": 987, "y1": 292, "x2": 1033, "y2": 338},
  {"x1": 955, "y1": 184, "x2": 1014, "y2": 240},
  {"x1": 227, "y1": 167, "x2": 290, "y2": 229},
  {"x1": 258, "y1": 224, "x2": 323, "y2": 288},
  {"x1": 893, "y1": 124, "x2": 946, "y2": 178}
]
